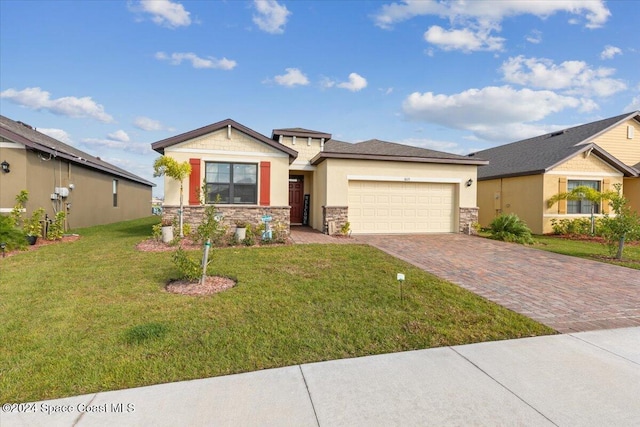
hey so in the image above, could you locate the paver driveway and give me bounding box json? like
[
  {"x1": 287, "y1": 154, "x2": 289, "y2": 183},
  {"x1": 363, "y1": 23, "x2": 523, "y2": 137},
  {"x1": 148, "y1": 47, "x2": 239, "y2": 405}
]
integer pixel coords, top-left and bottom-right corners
[{"x1": 356, "y1": 234, "x2": 640, "y2": 333}]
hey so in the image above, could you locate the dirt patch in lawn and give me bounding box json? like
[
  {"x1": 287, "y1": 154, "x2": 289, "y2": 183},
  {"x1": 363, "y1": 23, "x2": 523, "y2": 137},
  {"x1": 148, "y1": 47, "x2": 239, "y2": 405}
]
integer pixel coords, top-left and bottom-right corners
[{"x1": 165, "y1": 276, "x2": 236, "y2": 296}]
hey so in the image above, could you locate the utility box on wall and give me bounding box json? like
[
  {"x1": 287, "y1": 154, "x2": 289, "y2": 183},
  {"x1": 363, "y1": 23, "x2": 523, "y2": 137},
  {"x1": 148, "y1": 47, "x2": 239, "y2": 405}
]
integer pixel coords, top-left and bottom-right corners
[{"x1": 55, "y1": 187, "x2": 69, "y2": 198}]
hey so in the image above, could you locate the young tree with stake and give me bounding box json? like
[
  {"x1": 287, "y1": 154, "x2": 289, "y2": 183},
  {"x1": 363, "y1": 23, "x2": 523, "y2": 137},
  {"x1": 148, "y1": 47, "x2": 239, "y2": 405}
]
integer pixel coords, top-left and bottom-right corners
[{"x1": 153, "y1": 156, "x2": 191, "y2": 238}]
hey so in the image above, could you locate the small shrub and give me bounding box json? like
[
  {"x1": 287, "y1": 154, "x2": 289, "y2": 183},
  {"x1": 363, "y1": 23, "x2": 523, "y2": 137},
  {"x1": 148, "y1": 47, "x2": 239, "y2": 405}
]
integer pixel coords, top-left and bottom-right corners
[
  {"x1": 151, "y1": 223, "x2": 162, "y2": 240},
  {"x1": 196, "y1": 204, "x2": 227, "y2": 246},
  {"x1": 124, "y1": 322, "x2": 168, "y2": 345},
  {"x1": 172, "y1": 247, "x2": 202, "y2": 281},
  {"x1": 23, "y1": 208, "x2": 45, "y2": 237},
  {"x1": 242, "y1": 225, "x2": 255, "y2": 246},
  {"x1": 47, "y1": 211, "x2": 65, "y2": 240},
  {"x1": 0, "y1": 214, "x2": 27, "y2": 251},
  {"x1": 271, "y1": 220, "x2": 288, "y2": 243},
  {"x1": 10, "y1": 190, "x2": 29, "y2": 228},
  {"x1": 489, "y1": 214, "x2": 534, "y2": 244},
  {"x1": 340, "y1": 221, "x2": 351, "y2": 236}
]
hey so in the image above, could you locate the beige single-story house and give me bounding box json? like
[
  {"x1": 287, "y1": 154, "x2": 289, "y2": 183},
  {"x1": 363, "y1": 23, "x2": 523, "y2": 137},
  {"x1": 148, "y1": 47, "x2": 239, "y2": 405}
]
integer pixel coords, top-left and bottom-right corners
[
  {"x1": 151, "y1": 119, "x2": 488, "y2": 235},
  {"x1": 473, "y1": 111, "x2": 640, "y2": 235},
  {"x1": 0, "y1": 115, "x2": 154, "y2": 229}
]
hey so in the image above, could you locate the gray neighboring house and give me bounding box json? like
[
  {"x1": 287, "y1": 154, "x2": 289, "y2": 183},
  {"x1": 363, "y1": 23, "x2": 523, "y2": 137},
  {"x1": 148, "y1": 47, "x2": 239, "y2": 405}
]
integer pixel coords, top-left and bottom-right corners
[
  {"x1": 0, "y1": 115, "x2": 155, "y2": 229},
  {"x1": 472, "y1": 111, "x2": 640, "y2": 234}
]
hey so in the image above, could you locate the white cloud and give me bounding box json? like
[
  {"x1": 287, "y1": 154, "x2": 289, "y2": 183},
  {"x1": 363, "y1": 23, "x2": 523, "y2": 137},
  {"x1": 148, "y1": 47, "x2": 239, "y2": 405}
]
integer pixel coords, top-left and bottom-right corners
[
  {"x1": 526, "y1": 29, "x2": 542, "y2": 44},
  {"x1": 424, "y1": 25, "x2": 504, "y2": 52},
  {"x1": 501, "y1": 55, "x2": 627, "y2": 97},
  {"x1": 107, "y1": 130, "x2": 130, "y2": 142},
  {"x1": 337, "y1": 73, "x2": 368, "y2": 92},
  {"x1": 373, "y1": 0, "x2": 610, "y2": 29},
  {"x1": 0, "y1": 87, "x2": 113, "y2": 123},
  {"x1": 400, "y1": 137, "x2": 466, "y2": 155},
  {"x1": 82, "y1": 137, "x2": 151, "y2": 155},
  {"x1": 135, "y1": 0, "x2": 191, "y2": 29},
  {"x1": 600, "y1": 45, "x2": 622, "y2": 60},
  {"x1": 134, "y1": 116, "x2": 167, "y2": 131},
  {"x1": 624, "y1": 96, "x2": 640, "y2": 113},
  {"x1": 374, "y1": 1, "x2": 609, "y2": 53},
  {"x1": 253, "y1": 0, "x2": 291, "y2": 34},
  {"x1": 155, "y1": 51, "x2": 236, "y2": 70},
  {"x1": 320, "y1": 77, "x2": 336, "y2": 89},
  {"x1": 402, "y1": 85, "x2": 591, "y2": 142},
  {"x1": 38, "y1": 128, "x2": 72, "y2": 144},
  {"x1": 271, "y1": 68, "x2": 309, "y2": 87}
]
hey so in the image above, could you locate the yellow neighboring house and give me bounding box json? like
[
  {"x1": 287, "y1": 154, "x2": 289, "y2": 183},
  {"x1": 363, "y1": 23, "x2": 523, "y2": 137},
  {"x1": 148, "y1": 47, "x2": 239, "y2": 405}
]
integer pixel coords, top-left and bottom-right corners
[
  {"x1": 473, "y1": 111, "x2": 640, "y2": 235},
  {"x1": 151, "y1": 119, "x2": 488, "y2": 235}
]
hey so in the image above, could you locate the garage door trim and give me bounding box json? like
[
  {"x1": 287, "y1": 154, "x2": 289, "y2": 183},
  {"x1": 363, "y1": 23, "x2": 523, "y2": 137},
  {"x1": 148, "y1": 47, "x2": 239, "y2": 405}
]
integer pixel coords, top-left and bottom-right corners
[{"x1": 347, "y1": 174, "x2": 462, "y2": 184}]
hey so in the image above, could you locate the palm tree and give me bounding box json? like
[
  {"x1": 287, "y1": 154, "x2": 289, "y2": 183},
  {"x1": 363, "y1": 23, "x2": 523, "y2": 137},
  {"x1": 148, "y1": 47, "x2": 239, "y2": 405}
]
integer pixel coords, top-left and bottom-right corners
[{"x1": 153, "y1": 156, "x2": 192, "y2": 238}]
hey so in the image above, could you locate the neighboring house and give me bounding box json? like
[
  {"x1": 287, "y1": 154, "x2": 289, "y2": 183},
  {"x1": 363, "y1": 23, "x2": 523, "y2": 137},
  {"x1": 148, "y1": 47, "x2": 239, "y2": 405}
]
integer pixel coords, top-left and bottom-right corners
[
  {"x1": 0, "y1": 115, "x2": 154, "y2": 229},
  {"x1": 151, "y1": 118, "x2": 487, "y2": 235},
  {"x1": 472, "y1": 111, "x2": 640, "y2": 235}
]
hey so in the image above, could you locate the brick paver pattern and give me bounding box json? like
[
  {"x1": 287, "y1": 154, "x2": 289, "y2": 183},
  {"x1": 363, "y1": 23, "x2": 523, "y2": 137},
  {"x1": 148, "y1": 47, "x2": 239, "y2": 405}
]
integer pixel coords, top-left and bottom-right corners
[
  {"x1": 355, "y1": 234, "x2": 640, "y2": 333},
  {"x1": 289, "y1": 226, "x2": 355, "y2": 244}
]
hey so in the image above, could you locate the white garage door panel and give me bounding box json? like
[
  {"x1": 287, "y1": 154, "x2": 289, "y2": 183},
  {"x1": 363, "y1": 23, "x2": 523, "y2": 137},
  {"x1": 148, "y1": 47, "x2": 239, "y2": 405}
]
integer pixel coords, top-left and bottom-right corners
[{"x1": 348, "y1": 181, "x2": 456, "y2": 234}]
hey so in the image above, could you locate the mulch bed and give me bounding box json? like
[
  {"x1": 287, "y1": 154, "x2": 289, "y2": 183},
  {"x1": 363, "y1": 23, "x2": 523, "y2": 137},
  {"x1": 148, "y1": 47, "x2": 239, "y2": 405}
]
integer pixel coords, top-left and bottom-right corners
[
  {"x1": 165, "y1": 276, "x2": 236, "y2": 296},
  {"x1": 1, "y1": 234, "x2": 81, "y2": 258}
]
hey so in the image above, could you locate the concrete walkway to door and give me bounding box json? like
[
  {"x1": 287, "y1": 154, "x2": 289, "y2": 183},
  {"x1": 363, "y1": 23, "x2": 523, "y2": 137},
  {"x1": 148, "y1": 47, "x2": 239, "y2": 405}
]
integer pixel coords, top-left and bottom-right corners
[{"x1": 356, "y1": 234, "x2": 640, "y2": 333}]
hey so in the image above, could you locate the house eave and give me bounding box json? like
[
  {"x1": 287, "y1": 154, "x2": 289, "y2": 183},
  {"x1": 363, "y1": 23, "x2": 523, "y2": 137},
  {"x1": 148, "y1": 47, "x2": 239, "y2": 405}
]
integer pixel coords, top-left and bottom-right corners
[
  {"x1": 311, "y1": 152, "x2": 489, "y2": 166},
  {"x1": 478, "y1": 170, "x2": 545, "y2": 181}
]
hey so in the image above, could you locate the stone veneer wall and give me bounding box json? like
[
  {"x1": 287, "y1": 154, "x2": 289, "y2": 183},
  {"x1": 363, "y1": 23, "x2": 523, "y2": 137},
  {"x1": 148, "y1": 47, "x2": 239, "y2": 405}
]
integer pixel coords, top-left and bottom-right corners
[
  {"x1": 163, "y1": 205, "x2": 290, "y2": 233},
  {"x1": 322, "y1": 206, "x2": 348, "y2": 235},
  {"x1": 459, "y1": 207, "x2": 479, "y2": 235}
]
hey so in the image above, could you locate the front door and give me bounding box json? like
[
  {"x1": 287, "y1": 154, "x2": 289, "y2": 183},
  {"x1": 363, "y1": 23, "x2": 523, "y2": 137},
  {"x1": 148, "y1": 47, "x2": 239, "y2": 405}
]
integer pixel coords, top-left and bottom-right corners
[{"x1": 289, "y1": 176, "x2": 304, "y2": 224}]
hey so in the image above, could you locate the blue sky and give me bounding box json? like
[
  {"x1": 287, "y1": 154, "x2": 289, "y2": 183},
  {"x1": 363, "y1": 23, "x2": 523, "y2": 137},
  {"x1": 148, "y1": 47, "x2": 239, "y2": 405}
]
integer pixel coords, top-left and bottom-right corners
[{"x1": 1, "y1": 0, "x2": 638, "y2": 197}]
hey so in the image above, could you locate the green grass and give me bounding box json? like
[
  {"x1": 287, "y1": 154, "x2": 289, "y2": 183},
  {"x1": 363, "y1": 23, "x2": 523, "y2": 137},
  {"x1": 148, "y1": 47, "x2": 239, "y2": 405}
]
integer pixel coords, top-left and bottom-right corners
[
  {"x1": 533, "y1": 235, "x2": 640, "y2": 270},
  {"x1": 1, "y1": 217, "x2": 554, "y2": 402}
]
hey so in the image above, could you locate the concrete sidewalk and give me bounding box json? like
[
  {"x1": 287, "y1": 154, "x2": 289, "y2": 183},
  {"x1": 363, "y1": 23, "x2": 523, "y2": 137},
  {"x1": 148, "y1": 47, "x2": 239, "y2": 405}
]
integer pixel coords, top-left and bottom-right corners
[{"x1": 3, "y1": 327, "x2": 639, "y2": 427}]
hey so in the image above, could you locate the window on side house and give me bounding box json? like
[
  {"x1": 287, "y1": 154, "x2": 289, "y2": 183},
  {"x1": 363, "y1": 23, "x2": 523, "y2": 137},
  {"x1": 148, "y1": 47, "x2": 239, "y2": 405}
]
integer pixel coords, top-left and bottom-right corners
[
  {"x1": 204, "y1": 162, "x2": 257, "y2": 204},
  {"x1": 567, "y1": 180, "x2": 600, "y2": 214},
  {"x1": 113, "y1": 179, "x2": 118, "y2": 207}
]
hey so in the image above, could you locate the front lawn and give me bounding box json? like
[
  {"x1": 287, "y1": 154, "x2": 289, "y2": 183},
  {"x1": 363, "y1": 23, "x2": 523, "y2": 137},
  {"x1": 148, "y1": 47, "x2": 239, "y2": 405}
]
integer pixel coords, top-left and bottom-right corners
[
  {"x1": 0, "y1": 217, "x2": 554, "y2": 402},
  {"x1": 533, "y1": 235, "x2": 640, "y2": 270}
]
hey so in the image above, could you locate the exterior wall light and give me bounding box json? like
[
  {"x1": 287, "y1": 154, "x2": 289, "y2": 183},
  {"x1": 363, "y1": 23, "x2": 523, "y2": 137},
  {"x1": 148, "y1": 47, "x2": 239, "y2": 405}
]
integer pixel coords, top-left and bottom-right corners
[
  {"x1": 466, "y1": 179, "x2": 473, "y2": 187},
  {"x1": 1, "y1": 160, "x2": 9, "y2": 173}
]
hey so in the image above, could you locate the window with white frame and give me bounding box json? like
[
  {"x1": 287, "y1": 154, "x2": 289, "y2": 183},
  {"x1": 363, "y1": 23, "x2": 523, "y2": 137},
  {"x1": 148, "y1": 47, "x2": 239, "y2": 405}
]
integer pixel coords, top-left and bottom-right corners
[
  {"x1": 204, "y1": 162, "x2": 257, "y2": 204},
  {"x1": 567, "y1": 180, "x2": 600, "y2": 214}
]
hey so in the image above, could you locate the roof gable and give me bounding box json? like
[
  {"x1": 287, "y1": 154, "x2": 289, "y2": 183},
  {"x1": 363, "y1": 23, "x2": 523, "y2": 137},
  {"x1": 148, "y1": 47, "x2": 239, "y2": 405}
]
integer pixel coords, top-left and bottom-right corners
[
  {"x1": 0, "y1": 115, "x2": 154, "y2": 186},
  {"x1": 152, "y1": 119, "x2": 298, "y2": 161},
  {"x1": 473, "y1": 111, "x2": 640, "y2": 179}
]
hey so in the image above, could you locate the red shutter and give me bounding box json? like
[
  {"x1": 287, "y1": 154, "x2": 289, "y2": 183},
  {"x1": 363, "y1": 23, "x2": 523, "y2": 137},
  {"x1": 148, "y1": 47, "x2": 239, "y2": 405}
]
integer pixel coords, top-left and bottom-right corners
[
  {"x1": 189, "y1": 158, "x2": 201, "y2": 205},
  {"x1": 260, "y1": 161, "x2": 271, "y2": 206}
]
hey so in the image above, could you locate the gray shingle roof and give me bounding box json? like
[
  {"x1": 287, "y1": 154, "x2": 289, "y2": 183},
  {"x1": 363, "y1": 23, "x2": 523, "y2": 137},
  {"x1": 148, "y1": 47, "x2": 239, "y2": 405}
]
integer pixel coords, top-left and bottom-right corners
[
  {"x1": 313, "y1": 139, "x2": 488, "y2": 166},
  {"x1": 472, "y1": 111, "x2": 640, "y2": 180},
  {"x1": 0, "y1": 115, "x2": 154, "y2": 186},
  {"x1": 271, "y1": 128, "x2": 332, "y2": 140}
]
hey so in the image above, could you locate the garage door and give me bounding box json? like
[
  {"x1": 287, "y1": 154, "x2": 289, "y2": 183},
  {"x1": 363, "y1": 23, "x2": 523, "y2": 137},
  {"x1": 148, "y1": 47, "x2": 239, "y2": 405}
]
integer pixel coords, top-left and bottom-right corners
[{"x1": 348, "y1": 181, "x2": 456, "y2": 234}]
